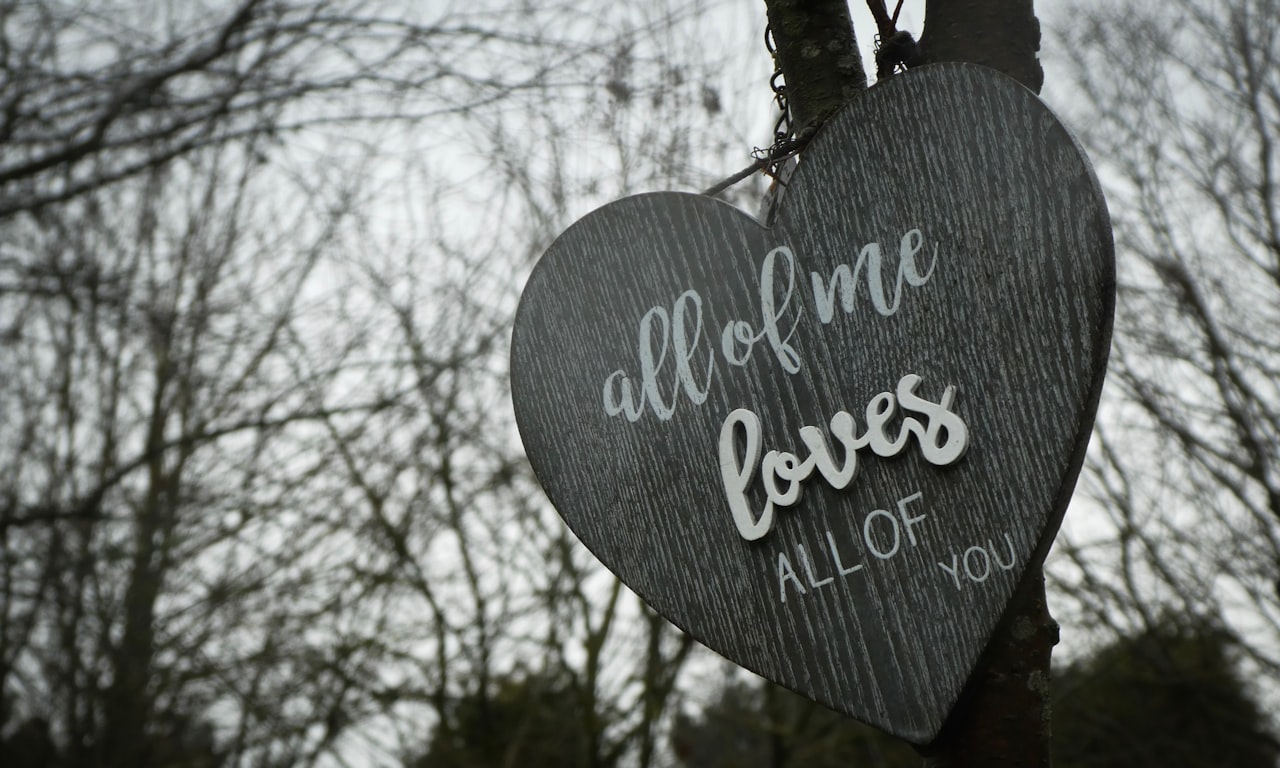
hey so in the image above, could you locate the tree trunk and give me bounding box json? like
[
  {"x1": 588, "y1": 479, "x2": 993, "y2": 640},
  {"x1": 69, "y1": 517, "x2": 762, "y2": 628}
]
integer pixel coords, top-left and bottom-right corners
[
  {"x1": 918, "y1": 0, "x2": 1043, "y2": 94},
  {"x1": 759, "y1": 2, "x2": 1054, "y2": 765},
  {"x1": 915, "y1": 8, "x2": 1052, "y2": 766},
  {"x1": 762, "y1": 0, "x2": 867, "y2": 132},
  {"x1": 923, "y1": 574, "x2": 1057, "y2": 767}
]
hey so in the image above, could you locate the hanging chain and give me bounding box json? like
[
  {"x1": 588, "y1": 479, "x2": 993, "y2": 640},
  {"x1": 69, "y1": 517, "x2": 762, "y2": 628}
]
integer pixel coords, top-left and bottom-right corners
[
  {"x1": 748, "y1": 23, "x2": 818, "y2": 183},
  {"x1": 757, "y1": 23, "x2": 794, "y2": 179},
  {"x1": 703, "y1": 10, "x2": 917, "y2": 198},
  {"x1": 699, "y1": 21, "x2": 814, "y2": 197}
]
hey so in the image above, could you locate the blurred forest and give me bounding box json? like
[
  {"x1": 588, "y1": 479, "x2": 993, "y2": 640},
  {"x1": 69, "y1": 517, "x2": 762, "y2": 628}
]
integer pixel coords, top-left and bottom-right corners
[{"x1": 0, "y1": 0, "x2": 1278, "y2": 766}]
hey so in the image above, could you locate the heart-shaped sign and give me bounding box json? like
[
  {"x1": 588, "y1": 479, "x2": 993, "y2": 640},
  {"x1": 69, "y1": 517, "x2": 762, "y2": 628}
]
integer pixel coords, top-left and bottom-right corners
[{"x1": 511, "y1": 63, "x2": 1113, "y2": 745}]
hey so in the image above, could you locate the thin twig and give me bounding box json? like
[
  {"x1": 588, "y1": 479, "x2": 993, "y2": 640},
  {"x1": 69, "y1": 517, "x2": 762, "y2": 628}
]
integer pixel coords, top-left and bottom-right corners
[
  {"x1": 700, "y1": 126, "x2": 817, "y2": 197},
  {"x1": 701, "y1": 158, "x2": 769, "y2": 197}
]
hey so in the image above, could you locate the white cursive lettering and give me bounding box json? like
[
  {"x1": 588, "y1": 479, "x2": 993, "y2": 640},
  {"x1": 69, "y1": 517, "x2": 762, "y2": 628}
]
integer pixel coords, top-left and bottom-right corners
[
  {"x1": 719, "y1": 374, "x2": 967, "y2": 540},
  {"x1": 810, "y1": 228, "x2": 938, "y2": 322}
]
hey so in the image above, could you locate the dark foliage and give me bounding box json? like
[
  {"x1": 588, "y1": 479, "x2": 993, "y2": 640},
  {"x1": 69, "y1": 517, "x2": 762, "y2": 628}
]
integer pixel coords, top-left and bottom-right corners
[
  {"x1": 411, "y1": 673, "x2": 616, "y2": 768},
  {"x1": 1054, "y1": 616, "x2": 1280, "y2": 768}
]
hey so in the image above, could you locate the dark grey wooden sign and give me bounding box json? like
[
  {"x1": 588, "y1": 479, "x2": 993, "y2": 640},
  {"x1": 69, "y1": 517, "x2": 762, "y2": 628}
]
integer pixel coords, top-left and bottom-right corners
[{"x1": 510, "y1": 63, "x2": 1113, "y2": 745}]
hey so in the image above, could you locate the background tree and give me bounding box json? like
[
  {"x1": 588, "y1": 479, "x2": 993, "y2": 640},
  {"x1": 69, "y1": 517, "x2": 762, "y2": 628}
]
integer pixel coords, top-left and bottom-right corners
[
  {"x1": 670, "y1": 613, "x2": 1277, "y2": 768},
  {"x1": 1053, "y1": 613, "x2": 1278, "y2": 768},
  {"x1": 1043, "y1": 0, "x2": 1280, "y2": 730},
  {"x1": 671, "y1": 677, "x2": 918, "y2": 768},
  {"x1": 14, "y1": 0, "x2": 1280, "y2": 765},
  {"x1": 0, "y1": 1, "x2": 755, "y2": 765},
  {"x1": 0, "y1": 0, "x2": 614, "y2": 218},
  {"x1": 410, "y1": 671, "x2": 612, "y2": 768}
]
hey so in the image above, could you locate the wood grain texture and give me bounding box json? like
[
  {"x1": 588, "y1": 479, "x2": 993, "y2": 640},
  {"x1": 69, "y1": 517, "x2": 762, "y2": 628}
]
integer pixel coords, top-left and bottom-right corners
[{"x1": 510, "y1": 63, "x2": 1113, "y2": 745}]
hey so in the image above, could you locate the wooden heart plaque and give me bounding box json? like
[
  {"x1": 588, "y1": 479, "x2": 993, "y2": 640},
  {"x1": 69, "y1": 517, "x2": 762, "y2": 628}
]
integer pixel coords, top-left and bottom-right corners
[{"x1": 510, "y1": 63, "x2": 1113, "y2": 744}]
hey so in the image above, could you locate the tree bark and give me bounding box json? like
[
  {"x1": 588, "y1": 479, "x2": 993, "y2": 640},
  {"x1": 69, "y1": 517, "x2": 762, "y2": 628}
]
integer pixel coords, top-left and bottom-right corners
[
  {"x1": 762, "y1": 0, "x2": 867, "y2": 133},
  {"x1": 918, "y1": 0, "x2": 1044, "y2": 93},
  {"x1": 923, "y1": 574, "x2": 1057, "y2": 767}
]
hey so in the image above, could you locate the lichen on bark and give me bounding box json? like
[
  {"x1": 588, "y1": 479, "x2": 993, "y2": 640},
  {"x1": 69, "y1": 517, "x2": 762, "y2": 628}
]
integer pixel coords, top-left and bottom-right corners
[{"x1": 762, "y1": 0, "x2": 867, "y2": 131}]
